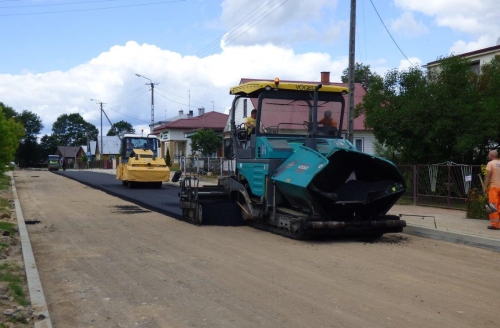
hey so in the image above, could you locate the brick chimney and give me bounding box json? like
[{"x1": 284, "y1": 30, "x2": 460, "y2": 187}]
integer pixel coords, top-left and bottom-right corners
[
  {"x1": 320, "y1": 71, "x2": 330, "y2": 84},
  {"x1": 179, "y1": 109, "x2": 184, "y2": 116},
  {"x1": 198, "y1": 107, "x2": 205, "y2": 116}
]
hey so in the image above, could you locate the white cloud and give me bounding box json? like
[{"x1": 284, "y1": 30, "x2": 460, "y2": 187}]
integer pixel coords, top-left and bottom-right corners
[
  {"x1": 450, "y1": 35, "x2": 496, "y2": 55},
  {"x1": 0, "y1": 41, "x2": 348, "y2": 136},
  {"x1": 391, "y1": 12, "x2": 428, "y2": 37},
  {"x1": 394, "y1": 0, "x2": 500, "y2": 51},
  {"x1": 398, "y1": 57, "x2": 422, "y2": 71},
  {"x1": 218, "y1": 0, "x2": 342, "y2": 47}
]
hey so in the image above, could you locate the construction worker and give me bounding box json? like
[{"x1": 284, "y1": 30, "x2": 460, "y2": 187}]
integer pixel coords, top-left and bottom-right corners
[
  {"x1": 318, "y1": 110, "x2": 337, "y2": 127},
  {"x1": 243, "y1": 109, "x2": 257, "y2": 148},
  {"x1": 484, "y1": 150, "x2": 500, "y2": 230},
  {"x1": 244, "y1": 109, "x2": 257, "y2": 135}
]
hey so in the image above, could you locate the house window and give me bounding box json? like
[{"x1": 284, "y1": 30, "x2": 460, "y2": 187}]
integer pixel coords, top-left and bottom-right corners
[
  {"x1": 354, "y1": 138, "x2": 364, "y2": 152},
  {"x1": 470, "y1": 60, "x2": 480, "y2": 74},
  {"x1": 243, "y1": 99, "x2": 247, "y2": 117}
]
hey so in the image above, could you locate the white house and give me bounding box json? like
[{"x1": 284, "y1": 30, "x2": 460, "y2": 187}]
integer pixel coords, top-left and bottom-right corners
[
  {"x1": 424, "y1": 43, "x2": 500, "y2": 74},
  {"x1": 153, "y1": 108, "x2": 229, "y2": 163}
]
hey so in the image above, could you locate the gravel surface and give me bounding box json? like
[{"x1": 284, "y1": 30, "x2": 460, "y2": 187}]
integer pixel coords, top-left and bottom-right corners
[{"x1": 13, "y1": 170, "x2": 500, "y2": 328}]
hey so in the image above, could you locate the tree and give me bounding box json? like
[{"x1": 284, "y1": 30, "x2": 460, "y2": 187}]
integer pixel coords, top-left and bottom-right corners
[
  {"x1": 190, "y1": 129, "x2": 221, "y2": 157},
  {"x1": 0, "y1": 102, "x2": 16, "y2": 120},
  {"x1": 165, "y1": 147, "x2": 172, "y2": 167},
  {"x1": 373, "y1": 141, "x2": 401, "y2": 165},
  {"x1": 478, "y1": 55, "x2": 500, "y2": 152},
  {"x1": 0, "y1": 105, "x2": 24, "y2": 171},
  {"x1": 39, "y1": 134, "x2": 59, "y2": 160},
  {"x1": 107, "y1": 120, "x2": 135, "y2": 136},
  {"x1": 341, "y1": 62, "x2": 382, "y2": 88},
  {"x1": 52, "y1": 113, "x2": 98, "y2": 146},
  {"x1": 357, "y1": 55, "x2": 497, "y2": 164},
  {"x1": 15, "y1": 110, "x2": 44, "y2": 167}
]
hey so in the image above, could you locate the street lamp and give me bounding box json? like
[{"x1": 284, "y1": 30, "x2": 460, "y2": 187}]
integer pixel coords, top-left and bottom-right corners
[
  {"x1": 135, "y1": 73, "x2": 159, "y2": 130},
  {"x1": 90, "y1": 99, "x2": 104, "y2": 165}
]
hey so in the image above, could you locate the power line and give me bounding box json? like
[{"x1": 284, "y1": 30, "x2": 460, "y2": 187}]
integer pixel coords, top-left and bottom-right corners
[
  {"x1": 368, "y1": 0, "x2": 416, "y2": 68},
  {"x1": 91, "y1": 0, "x2": 288, "y2": 122},
  {"x1": 102, "y1": 104, "x2": 150, "y2": 124},
  {"x1": 155, "y1": 85, "x2": 213, "y2": 105},
  {"x1": 220, "y1": 0, "x2": 288, "y2": 53},
  {"x1": 154, "y1": 90, "x2": 226, "y2": 111},
  {"x1": 361, "y1": 0, "x2": 368, "y2": 63},
  {"x1": 154, "y1": 90, "x2": 190, "y2": 107},
  {"x1": 105, "y1": 88, "x2": 147, "y2": 105},
  {"x1": 133, "y1": 2, "x2": 284, "y2": 84},
  {"x1": 0, "y1": 0, "x2": 116, "y2": 9},
  {"x1": 133, "y1": 1, "x2": 290, "y2": 91},
  {"x1": 196, "y1": 0, "x2": 284, "y2": 58},
  {"x1": 0, "y1": 0, "x2": 185, "y2": 17},
  {"x1": 155, "y1": 86, "x2": 226, "y2": 109},
  {"x1": 138, "y1": 1, "x2": 290, "y2": 116}
]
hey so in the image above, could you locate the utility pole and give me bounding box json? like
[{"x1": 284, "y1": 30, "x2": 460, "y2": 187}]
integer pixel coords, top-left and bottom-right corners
[
  {"x1": 347, "y1": 0, "x2": 357, "y2": 143},
  {"x1": 90, "y1": 99, "x2": 105, "y2": 165},
  {"x1": 100, "y1": 102, "x2": 103, "y2": 163},
  {"x1": 135, "y1": 74, "x2": 159, "y2": 131}
]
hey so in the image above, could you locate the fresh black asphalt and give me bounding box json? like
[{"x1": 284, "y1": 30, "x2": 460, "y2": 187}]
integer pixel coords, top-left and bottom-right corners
[{"x1": 53, "y1": 171, "x2": 182, "y2": 219}]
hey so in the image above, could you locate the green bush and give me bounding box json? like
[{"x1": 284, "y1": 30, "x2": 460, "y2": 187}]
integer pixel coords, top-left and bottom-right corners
[
  {"x1": 466, "y1": 188, "x2": 489, "y2": 220},
  {"x1": 165, "y1": 148, "x2": 172, "y2": 167}
]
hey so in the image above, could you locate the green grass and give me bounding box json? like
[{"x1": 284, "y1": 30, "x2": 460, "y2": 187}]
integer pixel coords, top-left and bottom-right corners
[
  {"x1": 0, "y1": 263, "x2": 22, "y2": 284},
  {"x1": 0, "y1": 222, "x2": 16, "y2": 236},
  {"x1": 8, "y1": 282, "x2": 29, "y2": 306},
  {"x1": 0, "y1": 175, "x2": 30, "y2": 311},
  {"x1": 0, "y1": 263, "x2": 29, "y2": 307},
  {"x1": 0, "y1": 242, "x2": 8, "y2": 259},
  {"x1": 169, "y1": 164, "x2": 181, "y2": 171},
  {"x1": 0, "y1": 174, "x2": 9, "y2": 191},
  {"x1": 0, "y1": 198, "x2": 9, "y2": 213},
  {"x1": 396, "y1": 198, "x2": 414, "y2": 205}
]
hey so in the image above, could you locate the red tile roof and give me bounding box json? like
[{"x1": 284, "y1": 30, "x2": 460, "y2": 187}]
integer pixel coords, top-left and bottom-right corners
[
  {"x1": 153, "y1": 111, "x2": 228, "y2": 132},
  {"x1": 240, "y1": 78, "x2": 367, "y2": 131}
]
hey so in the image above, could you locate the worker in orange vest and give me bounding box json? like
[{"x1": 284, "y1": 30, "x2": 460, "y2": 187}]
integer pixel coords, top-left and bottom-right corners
[{"x1": 484, "y1": 150, "x2": 500, "y2": 230}]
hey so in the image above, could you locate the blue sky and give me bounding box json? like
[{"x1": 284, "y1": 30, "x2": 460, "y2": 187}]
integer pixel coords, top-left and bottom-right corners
[{"x1": 1, "y1": 0, "x2": 499, "y2": 136}]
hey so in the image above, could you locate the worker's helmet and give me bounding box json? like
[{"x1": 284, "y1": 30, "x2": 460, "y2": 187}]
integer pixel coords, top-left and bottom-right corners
[{"x1": 324, "y1": 110, "x2": 332, "y2": 118}]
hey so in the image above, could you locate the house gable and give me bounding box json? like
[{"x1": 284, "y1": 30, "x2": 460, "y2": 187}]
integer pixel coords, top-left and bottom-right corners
[{"x1": 424, "y1": 44, "x2": 500, "y2": 70}]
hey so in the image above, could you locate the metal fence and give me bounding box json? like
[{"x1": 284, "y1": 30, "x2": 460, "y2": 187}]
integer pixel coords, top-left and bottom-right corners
[
  {"x1": 175, "y1": 158, "x2": 481, "y2": 210},
  {"x1": 397, "y1": 164, "x2": 482, "y2": 210},
  {"x1": 87, "y1": 160, "x2": 115, "y2": 169},
  {"x1": 179, "y1": 157, "x2": 236, "y2": 176}
]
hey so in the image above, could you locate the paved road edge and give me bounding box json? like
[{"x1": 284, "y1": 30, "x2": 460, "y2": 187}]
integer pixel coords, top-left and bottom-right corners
[
  {"x1": 404, "y1": 225, "x2": 500, "y2": 252},
  {"x1": 9, "y1": 172, "x2": 53, "y2": 328}
]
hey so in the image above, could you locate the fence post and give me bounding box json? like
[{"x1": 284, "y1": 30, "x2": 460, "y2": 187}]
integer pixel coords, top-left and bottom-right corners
[
  {"x1": 413, "y1": 165, "x2": 418, "y2": 205},
  {"x1": 447, "y1": 165, "x2": 451, "y2": 208},
  {"x1": 180, "y1": 156, "x2": 186, "y2": 176}
]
